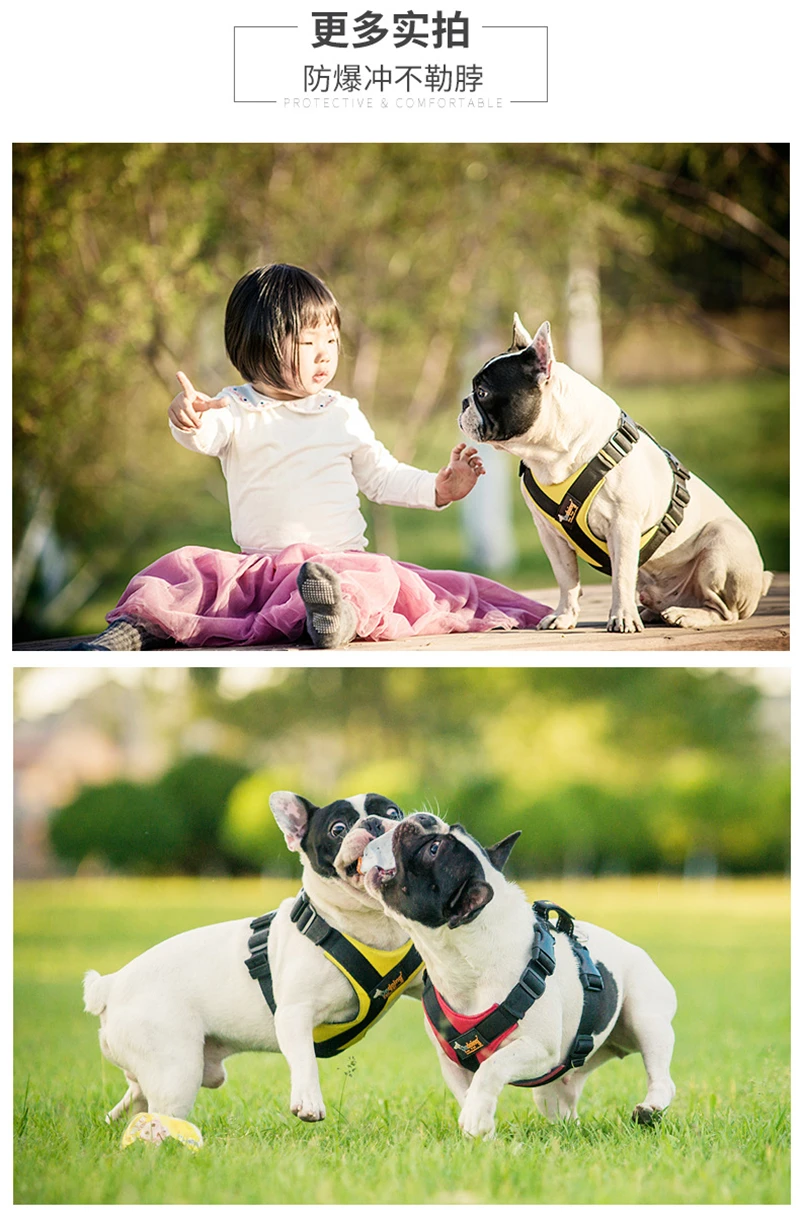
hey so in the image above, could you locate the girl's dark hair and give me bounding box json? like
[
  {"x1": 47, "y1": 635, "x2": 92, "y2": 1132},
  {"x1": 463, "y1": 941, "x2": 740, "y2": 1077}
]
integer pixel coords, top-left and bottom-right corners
[{"x1": 224, "y1": 264, "x2": 341, "y2": 391}]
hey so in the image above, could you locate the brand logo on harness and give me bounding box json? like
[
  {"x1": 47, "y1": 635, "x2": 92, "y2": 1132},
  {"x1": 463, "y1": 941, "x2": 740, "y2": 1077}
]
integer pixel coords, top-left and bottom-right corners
[
  {"x1": 453, "y1": 1035, "x2": 484, "y2": 1055},
  {"x1": 558, "y1": 497, "x2": 580, "y2": 524},
  {"x1": 374, "y1": 972, "x2": 405, "y2": 999}
]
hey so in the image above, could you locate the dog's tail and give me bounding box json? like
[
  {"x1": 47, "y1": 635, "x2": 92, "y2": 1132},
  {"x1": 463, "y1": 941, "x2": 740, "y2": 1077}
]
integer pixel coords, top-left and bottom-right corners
[
  {"x1": 83, "y1": 969, "x2": 112, "y2": 1016},
  {"x1": 762, "y1": 571, "x2": 774, "y2": 597}
]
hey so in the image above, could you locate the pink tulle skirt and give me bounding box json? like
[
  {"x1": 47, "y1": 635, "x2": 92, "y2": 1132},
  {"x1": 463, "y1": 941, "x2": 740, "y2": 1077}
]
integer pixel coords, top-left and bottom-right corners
[{"x1": 107, "y1": 544, "x2": 551, "y2": 647}]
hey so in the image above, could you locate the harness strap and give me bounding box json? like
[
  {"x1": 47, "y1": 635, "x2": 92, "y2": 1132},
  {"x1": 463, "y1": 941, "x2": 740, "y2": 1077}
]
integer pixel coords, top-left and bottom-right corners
[
  {"x1": 422, "y1": 900, "x2": 606, "y2": 1088},
  {"x1": 519, "y1": 412, "x2": 691, "y2": 575},
  {"x1": 636, "y1": 433, "x2": 692, "y2": 566},
  {"x1": 245, "y1": 890, "x2": 423, "y2": 1059},
  {"x1": 245, "y1": 910, "x2": 278, "y2": 1010}
]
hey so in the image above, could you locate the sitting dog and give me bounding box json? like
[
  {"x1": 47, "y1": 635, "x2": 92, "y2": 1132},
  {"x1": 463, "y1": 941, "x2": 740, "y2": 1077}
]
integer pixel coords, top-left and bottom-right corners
[
  {"x1": 362, "y1": 814, "x2": 677, "y2": 1139},
  {"x1": 459, "y1": 316, "x2": 771, "y2": 632},
  {"x1": 83, "y1": 792, "x2": 423, "y2": 1125}
]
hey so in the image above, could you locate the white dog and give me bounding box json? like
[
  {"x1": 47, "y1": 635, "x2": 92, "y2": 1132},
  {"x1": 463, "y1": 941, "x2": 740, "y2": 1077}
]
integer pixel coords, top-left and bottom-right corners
[
  {"x1": 363, "y1": 814, "x2": 677, "y2": 1139},
  {"x1": 83, "y1": 792, "x2": 422, "y2": 1124},
  {"x1": 460, "y1": 316, "x2": 771, "y2": 632}
]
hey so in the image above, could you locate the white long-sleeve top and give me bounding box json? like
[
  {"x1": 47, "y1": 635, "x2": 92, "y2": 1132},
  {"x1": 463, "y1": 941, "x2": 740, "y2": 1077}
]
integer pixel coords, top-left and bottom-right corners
[{"x1": 169, "y1": 383, "x2": 443, "y2": 553}]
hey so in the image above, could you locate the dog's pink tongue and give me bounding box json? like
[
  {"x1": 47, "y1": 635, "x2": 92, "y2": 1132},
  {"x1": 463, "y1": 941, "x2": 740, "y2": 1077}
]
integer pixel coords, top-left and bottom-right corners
[{"x1": 360, "y1": 830, "x2": 396, "y2": 875}]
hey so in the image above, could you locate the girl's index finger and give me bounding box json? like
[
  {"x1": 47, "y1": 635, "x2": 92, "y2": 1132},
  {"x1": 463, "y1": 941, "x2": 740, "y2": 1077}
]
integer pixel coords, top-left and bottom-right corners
[{"x1": 176, "y1": 370, "x2": 196, "y2": 397}]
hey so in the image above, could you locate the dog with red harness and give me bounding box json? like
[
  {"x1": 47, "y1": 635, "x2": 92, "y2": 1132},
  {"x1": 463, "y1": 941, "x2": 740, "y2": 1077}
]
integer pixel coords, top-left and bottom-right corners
[{"x1": 361, "y1": 813, "x2": 677, "y2": 1139}]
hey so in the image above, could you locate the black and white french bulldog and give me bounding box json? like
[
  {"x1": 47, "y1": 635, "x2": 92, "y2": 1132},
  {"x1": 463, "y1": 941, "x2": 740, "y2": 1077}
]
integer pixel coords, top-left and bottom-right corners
[
  {"x1": 460, "y1": 316, "x2": 771, "y2": 632},
  {"x1": 84, "y1": 792, "x2": 416, "y2": 1125},
  {"x1": 362, "y1": 814, "x2": 677, "y2": 1139}
]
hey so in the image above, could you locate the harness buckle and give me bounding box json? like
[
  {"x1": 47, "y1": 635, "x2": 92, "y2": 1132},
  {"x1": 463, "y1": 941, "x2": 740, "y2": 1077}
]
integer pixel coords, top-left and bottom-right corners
[
  {"x1": 503, "y1": 964, "x2": 548, "y2": 1020},
  {"x1": 604, "y1": 434, "x2": 633, "y2": 462},
  {"x1": 619, "y1": 414, "x2": 640, "y2": 444},
  {"x1": 294, "y1": 904, "x2": 316, "y2": 937},
  {"x1": 530, "y1": 941, "x2": 556, "y2": 978},
  {"x1": 293, "y1": 899, "x2": 329, "y2": 945},
  {"x1": 581, "y1": 968, "x2": 604, "y2": 992},
  {"x1": 603, "y1": 415, "x2": 639, "y2": 463},
  {"x1": 570, "y1": 1034, "x2": 595, "y2": 1067},
  {"x1": 290, "y1": 891, "x2": 308, "y2": 922},
  {"x1": 244, "y1": 949, "x2": 270, "y2": 978}
]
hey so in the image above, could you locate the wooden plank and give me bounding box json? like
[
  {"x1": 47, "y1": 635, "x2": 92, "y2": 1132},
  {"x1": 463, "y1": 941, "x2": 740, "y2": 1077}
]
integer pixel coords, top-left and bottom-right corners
[{"x1": 16, "y1": 573, "x2": 789, "y2": 654}]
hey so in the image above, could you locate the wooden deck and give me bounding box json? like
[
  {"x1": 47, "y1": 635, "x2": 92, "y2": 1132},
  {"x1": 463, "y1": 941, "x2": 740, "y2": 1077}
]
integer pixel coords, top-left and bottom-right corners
[{"x1": 16, "y1": 573, "x2": 789, "y2": 654}]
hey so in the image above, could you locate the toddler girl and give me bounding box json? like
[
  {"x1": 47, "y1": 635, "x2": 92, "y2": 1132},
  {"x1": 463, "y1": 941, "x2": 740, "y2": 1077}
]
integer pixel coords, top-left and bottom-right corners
[{"x1": 78, "y1": 264, "x2": 549, "y2": 649}]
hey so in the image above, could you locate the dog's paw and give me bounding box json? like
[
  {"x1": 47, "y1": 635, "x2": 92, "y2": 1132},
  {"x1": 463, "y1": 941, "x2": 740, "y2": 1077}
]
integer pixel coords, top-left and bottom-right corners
[
  {"x1": 660, "y1": 606, "x2": 718, "y2": 630},
  {"x1": 538, "y1": 612, "x2": 579, "y2": 631},
  {"x1": 290, "y1": 1094, "x2": 326, "y2": 1123},
  {"x1": 458, "y1": 1100, "x2": 497, "y2": 1140},
  {"x1": 607, "y1": 609, "x2": 644, "y2": 634},
  {"x1": 632, "y1": 1104, "x2": 663, "y2": 1127}
]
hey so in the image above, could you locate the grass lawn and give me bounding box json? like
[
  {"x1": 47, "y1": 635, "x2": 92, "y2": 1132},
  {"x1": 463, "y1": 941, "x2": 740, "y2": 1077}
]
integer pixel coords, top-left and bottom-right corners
[{"x1": 14, "y1": 875, "x2": 789, "y2": 1204}]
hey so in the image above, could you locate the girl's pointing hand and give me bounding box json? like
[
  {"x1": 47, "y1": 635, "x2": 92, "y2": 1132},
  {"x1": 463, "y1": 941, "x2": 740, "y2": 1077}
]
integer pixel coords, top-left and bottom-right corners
[{"x1": 168, "y1": 371, "x2": 231, "y2": 430}]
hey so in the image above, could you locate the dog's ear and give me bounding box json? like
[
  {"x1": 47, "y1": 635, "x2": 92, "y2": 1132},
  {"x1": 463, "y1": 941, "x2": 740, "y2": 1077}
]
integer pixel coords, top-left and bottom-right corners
[
  {"x1": 447, "y1": 879, "x2": 494, "y2": 928},
  {"x1": 532, "y1": 321, "x2": 555, "y2": 382},
  {"x1": 511, "y1": 312, "x2": 534, "y2": 351},
  {"x1": 269, "y1": 792, "x2": 316, "y2": 852},
  {"x1": 485, "y1": 830, "x2": 521, "y2": 872}
]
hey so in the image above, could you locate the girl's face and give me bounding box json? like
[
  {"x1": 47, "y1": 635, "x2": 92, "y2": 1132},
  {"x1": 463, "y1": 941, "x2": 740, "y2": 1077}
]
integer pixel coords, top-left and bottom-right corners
[
  {"x1": 251, "y1": 320, "x2": 339, "y2": 401},
  {"x1": 292, "y1": 321, "x2": 339, "y2": 397}
]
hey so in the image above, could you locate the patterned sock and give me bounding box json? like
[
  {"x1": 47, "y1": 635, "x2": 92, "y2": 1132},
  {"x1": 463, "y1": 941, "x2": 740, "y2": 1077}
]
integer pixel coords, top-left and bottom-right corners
[
  {"x1": 71, "y1": 620, "x2": 161, "y2": 651},
  {"x1": 297, "y1": 562, "x2": 358, "y2": 649}
]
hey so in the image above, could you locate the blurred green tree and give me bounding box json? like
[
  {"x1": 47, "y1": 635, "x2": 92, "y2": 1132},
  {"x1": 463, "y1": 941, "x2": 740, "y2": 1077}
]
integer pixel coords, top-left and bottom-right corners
[
  {"x1": 50, "y1": 753, "x2": 249, "y2": 873},
  {"x1": 43, "y1": 668, "x2": 789, "y2": 877}
]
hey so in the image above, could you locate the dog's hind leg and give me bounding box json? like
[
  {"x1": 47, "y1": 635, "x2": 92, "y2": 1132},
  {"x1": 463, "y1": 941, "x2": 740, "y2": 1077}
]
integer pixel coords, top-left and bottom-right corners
[
  {"x1": 133, "y1": 1047, "x2": 205, "y2": 1120},
  {"x1": 660, "y1": 519, "x2": 768, "y2": 628},
  {"x1": 630, "y1": 1012, "x2": 676, "y2": 1125},
  {"x1": 532, "y1": 1044, "x2": 620, "y2": 1121},
  {"x1": 105, "y1": 1073, "x2": 147, "y2": 1124}
]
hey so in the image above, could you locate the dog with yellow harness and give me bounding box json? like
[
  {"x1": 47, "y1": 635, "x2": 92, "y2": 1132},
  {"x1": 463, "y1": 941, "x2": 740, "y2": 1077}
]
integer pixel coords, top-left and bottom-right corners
[
  {"x1": 83, "y1": 792, "x2": 423, "y2": 1136},
  {"x1": 459, "y1": 316, "x2": 771, "y2": 632}
]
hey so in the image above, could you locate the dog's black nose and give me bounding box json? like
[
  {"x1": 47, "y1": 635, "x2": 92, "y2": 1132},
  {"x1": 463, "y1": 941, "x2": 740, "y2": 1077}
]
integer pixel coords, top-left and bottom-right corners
[{"x1": 361, "y1": 817, "x2": 387, "y2": 837}]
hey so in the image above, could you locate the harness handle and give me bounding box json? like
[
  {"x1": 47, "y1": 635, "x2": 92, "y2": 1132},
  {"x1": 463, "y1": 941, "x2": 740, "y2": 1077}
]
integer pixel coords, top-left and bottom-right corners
[{"x1": 533, "y1": 900, "x2": 574, "y2": 938}]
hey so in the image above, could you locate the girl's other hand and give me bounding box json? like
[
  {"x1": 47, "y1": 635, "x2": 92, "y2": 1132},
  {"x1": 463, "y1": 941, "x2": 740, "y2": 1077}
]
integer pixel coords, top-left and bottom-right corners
[
  {"x1": 168, "y1": 371, "x2": 231, "y2": 430},
  {"x1": 434, "y1": 443, "x2": 486, "y2": 506}
]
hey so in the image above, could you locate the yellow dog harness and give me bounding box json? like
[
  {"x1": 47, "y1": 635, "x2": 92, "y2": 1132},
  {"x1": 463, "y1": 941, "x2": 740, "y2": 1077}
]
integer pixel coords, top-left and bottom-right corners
[
  {"x1": 245, "y1": 890, "x2": 423, "y2": 1057},
  {"x1": 519, "y1": 412, "x2": 691, "y2": 576}
]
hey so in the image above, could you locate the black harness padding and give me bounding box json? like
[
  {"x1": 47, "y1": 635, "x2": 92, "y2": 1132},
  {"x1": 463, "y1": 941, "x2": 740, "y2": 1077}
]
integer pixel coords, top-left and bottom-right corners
[
  {"x1": 422, "y1": 900, "x2": 607, "y2": 1088},
  {"x1": 245, "y1": 890, "x2": 423, "y2": 1059},
  {"x1": 519, "y1": 411, "x2": 691, "y2": 576}
]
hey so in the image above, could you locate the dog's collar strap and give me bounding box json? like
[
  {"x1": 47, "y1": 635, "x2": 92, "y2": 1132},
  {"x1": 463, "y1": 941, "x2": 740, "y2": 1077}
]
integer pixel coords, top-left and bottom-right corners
[
  {"x1": 245, "y1": 891, "x2": 423, "y2": 1059},
  {"x1": 422, "y1": 900, "x2": 606, "y2": 1087},
  {"x1": 519, "y1": 412, "x2": 691, "y2": 574}
]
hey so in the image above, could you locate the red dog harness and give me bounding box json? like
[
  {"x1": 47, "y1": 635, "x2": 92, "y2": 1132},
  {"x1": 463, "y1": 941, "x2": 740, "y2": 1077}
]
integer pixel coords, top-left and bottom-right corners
[{"x1": 422, "y1": 901, "x2": 606, "y2": 1088}]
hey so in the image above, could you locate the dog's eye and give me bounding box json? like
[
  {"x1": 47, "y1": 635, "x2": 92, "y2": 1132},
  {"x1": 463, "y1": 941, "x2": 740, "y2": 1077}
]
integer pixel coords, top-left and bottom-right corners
[
  {"x1": 426, "y1": 840, "x2": 441, "y2": 858},
  {"x1": 386, "y1": 807, "x2": 400, "y2": 819},
  {"x1": 475, "y1": 386, "x2": 488, "y2": 401},
  {"x1": 330, "y1": 821, "x2": 348, "y2": 839}
]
